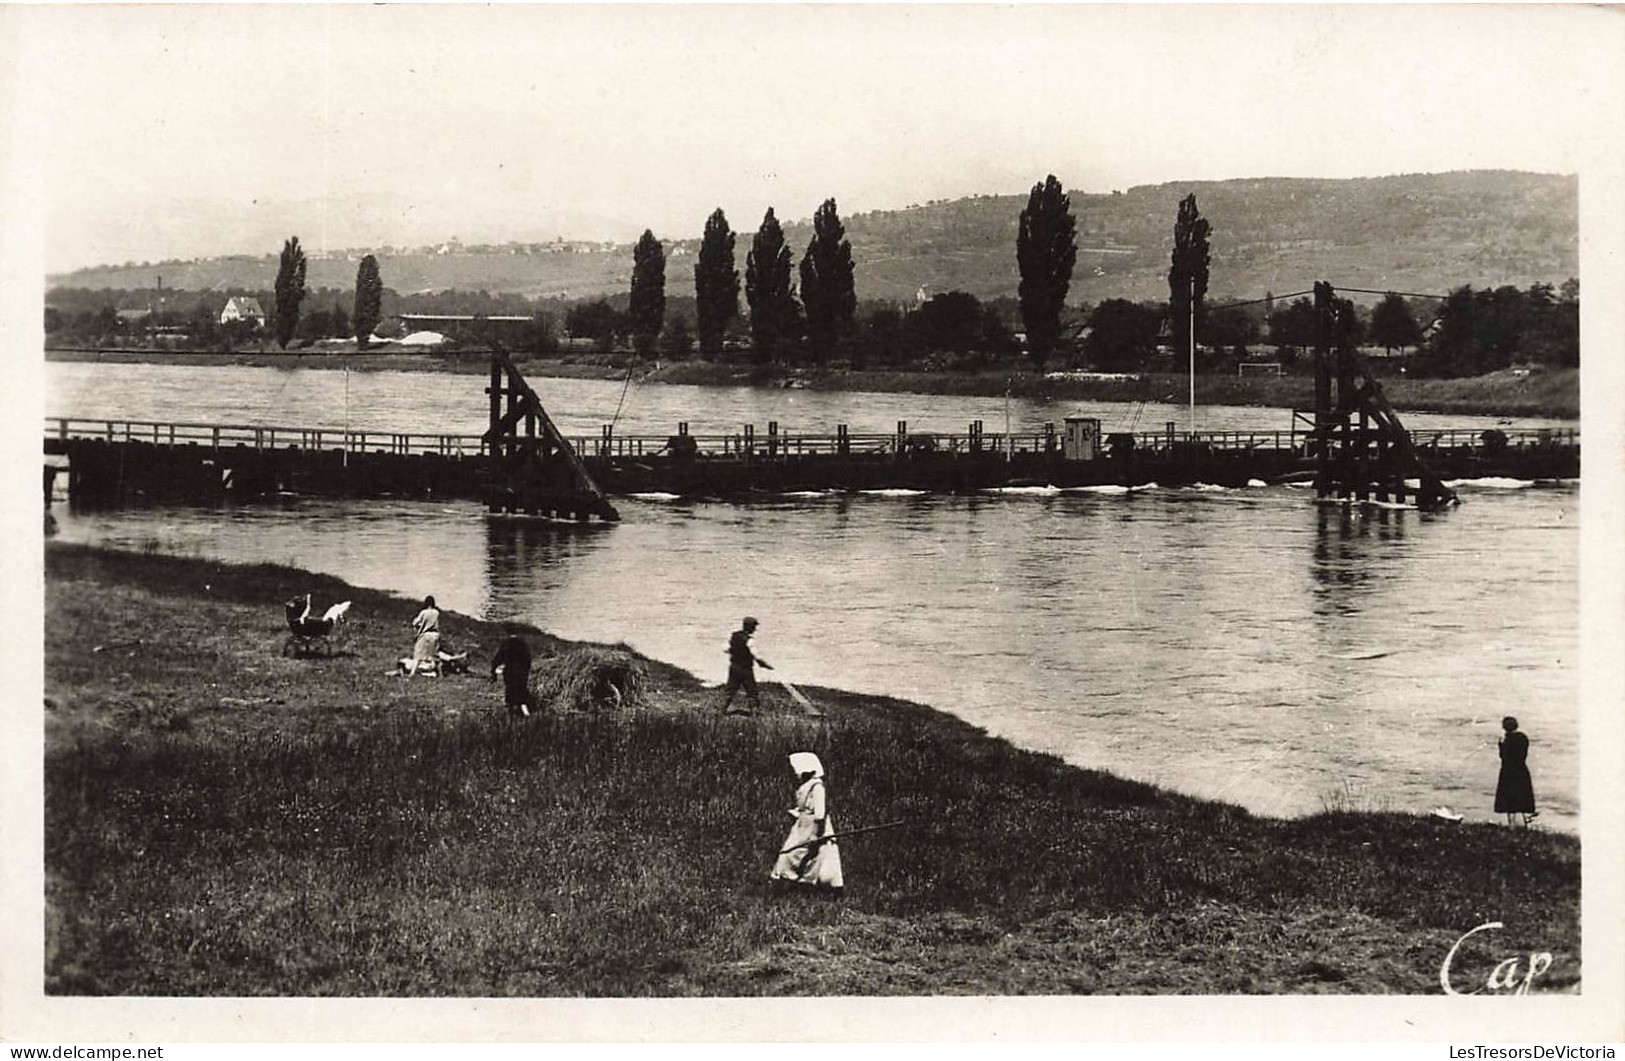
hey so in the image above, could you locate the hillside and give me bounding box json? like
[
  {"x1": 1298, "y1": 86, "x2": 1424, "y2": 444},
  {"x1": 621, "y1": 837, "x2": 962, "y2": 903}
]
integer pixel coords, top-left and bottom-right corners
[{"x1": 51, "y1": 170, "x2": 1577, "y2": 306}]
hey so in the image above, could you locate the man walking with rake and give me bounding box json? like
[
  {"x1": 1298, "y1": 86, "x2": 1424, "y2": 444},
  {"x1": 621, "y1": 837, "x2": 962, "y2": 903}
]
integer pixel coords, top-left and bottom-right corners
[{"x1": 721, "y1": 616, "x2": 772, "y2": 716}]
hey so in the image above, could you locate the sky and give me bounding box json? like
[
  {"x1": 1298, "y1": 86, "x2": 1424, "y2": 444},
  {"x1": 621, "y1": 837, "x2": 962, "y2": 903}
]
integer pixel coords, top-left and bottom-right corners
[{"x1": 7, "y1": 3, "x2": 1624, "y2": 274}]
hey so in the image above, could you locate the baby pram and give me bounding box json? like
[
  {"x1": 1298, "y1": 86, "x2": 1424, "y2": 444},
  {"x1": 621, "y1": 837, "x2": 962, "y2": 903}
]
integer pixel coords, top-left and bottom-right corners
[{"x1": 283, "y1": 594, "x2": 351, "y2": 658}]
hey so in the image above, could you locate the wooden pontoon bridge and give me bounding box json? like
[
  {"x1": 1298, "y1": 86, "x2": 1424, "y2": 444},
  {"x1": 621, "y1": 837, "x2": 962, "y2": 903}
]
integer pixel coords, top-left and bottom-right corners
[{"x1": 45, "y1": 307, "x2": 1576, "y2": 511}]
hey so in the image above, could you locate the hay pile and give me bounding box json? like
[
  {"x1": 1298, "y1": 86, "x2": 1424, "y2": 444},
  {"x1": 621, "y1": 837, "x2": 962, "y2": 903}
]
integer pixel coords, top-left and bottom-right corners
[{"x1": 530, "y1": 645, "x2": 649, "y2": 712}]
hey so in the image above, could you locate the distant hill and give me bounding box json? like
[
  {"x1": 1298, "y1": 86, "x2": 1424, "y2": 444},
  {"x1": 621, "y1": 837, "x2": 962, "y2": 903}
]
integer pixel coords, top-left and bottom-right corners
[{"x1": 51, "y1": 170, "x2": 1576, "y2": 306}]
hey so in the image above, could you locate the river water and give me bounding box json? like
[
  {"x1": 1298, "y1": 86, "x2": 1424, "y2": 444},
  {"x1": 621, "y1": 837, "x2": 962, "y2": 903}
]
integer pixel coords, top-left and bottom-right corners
[
  {"x1": 43, "y1": 361, "x2": 1578, "y2": 439},
  {"x1": 44, "y1": 362, "x2": 1581, "y2": 832}
]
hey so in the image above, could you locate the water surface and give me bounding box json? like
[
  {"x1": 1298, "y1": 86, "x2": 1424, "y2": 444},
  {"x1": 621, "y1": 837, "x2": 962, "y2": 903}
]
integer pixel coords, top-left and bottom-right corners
[
  {"x1": 45, "y1": 361, "x2": 1577, "y2": 439},
  {"x1": 51, "y1": 481, "x2": 1579, "y2": 833},
  {"x1": 44, "y1": 362, "x2": 1581, "y2": 831}
]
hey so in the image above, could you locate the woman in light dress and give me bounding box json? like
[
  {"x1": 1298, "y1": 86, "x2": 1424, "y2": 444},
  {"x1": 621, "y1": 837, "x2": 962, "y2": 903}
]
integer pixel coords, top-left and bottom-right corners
[
  {"x1": 410, "y1": 595, "x2": 441, "y2": 669},
  {"x1": 770, "y1": 752, "x2": 843, "y2": 894}
]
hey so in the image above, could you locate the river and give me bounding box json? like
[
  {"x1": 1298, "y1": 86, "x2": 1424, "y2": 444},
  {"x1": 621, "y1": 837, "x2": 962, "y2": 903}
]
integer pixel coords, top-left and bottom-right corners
[
  {"x1": 45, "y1": 361, "x2": 1581, "y2": 832},
  {"x1": 44, "y1": 360, "x2": 1578, "y2": 438}
]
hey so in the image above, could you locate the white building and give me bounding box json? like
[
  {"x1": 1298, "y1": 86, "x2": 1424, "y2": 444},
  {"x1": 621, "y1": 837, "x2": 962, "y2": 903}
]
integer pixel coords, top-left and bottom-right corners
[{"x1": 220, "y1": 297, "x2": 266, "y2": 327}]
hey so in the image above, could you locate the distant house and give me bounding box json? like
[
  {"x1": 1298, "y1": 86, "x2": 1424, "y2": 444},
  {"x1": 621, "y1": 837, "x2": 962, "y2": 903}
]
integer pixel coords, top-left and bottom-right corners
[
  {"x1": 397, "y1": 313, "x2": 535, "y2": 345},
  {"x1": 220, "y1": 297, "x2": 266, "y2": 327}
]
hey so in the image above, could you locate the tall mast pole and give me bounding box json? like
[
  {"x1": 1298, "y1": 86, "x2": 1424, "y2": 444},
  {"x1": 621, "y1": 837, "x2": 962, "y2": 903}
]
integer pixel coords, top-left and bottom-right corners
[{"x1": 1188, "y1": 276, "x2": 1196, "y2": 435}]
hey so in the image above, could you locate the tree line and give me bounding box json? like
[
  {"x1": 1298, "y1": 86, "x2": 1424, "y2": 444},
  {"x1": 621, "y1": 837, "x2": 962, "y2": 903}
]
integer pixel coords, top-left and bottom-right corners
[
  {"x1": 45, "y1": 184, "x2": 1074, "y2": 369},
  {"x1": 45, "y1": 189, "x2": 1579, "y2": 377}
]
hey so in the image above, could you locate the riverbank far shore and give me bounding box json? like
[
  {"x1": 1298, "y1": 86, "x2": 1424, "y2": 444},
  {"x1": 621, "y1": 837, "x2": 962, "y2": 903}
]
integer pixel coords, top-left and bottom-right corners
[
  {"x1": 44, "y1": 347, "x2": 1581, "y2": 420},
  {"x1": 42, "y1": 543, "x2": 1579, "y2": 996}
]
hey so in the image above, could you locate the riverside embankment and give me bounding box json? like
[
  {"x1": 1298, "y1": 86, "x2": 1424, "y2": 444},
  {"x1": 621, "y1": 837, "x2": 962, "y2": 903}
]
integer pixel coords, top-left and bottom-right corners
[{"x1": 44, "y1": 543, "x2": 1580, "y2": 996}]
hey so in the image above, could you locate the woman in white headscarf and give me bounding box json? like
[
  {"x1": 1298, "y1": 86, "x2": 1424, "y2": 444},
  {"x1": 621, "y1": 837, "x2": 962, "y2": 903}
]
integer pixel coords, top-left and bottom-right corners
[{"x1": 770, "y1": 751, "x2": 844, "y2": 894}]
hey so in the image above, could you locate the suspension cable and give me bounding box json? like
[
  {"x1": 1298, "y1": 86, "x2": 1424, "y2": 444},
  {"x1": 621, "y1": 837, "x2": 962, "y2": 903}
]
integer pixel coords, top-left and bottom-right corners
[
  {"x1": 608, "y1": 357, "x2": 637, "y2": 433},
  {"x1": 1331, "y1": 286, "x2": 1449, "y2": 301}
]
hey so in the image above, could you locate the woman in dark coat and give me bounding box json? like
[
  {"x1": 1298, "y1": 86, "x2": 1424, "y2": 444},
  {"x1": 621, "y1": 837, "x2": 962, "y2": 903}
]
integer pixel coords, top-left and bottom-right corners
[
  {"x1": 490, "y1": 628, "x2": 534, "y2": 717},
  {"x1": 1495, "y1": 716, "x2": 1538, "y2": 825}
]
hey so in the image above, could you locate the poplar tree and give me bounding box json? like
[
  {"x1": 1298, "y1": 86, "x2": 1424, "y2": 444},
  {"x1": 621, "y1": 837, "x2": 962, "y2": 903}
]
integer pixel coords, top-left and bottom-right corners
[
  {"x1": 694, "y1": 208, "x2": 739, "y2": 357},
  {"x1": 1168, "y1": 193, "x2": 1212, "y2": 361},
  {"x1": 1016, "y1": 175, "x2": 1077, "y2": 370},
  {"x1": 353, "y1": 254, "x2": 383, "y2": 349},
  {"x1": 273, "y1": 236, "x2": 308, "y2": 350},
  {"x1": 629, "y1": 229, "x2": 666, "y2": 357},
  {"x1": 745, "y1": 207, "x2": 796, "y2": 364},
  {"x1": 798, "y1": 198, "x2": 857, "y2": 364}
]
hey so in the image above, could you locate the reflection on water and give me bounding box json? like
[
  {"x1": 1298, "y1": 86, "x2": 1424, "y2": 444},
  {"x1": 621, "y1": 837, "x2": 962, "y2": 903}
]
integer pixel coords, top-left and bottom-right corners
[
  {"x1": 49, "y1": 479, "x2": 1580, "y2": 833},
  {"x1": 481, "y1": 516, "x2": 618, "y2": 624},
  {"x1": 1312, "y1": 503, "x2": 1412, "y2": 607}
]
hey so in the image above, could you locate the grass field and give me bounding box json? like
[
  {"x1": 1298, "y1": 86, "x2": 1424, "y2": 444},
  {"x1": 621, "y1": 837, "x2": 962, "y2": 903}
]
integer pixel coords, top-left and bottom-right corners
[{"x1": 43, "y1": 544, "x2": 1580, "y2": 996}]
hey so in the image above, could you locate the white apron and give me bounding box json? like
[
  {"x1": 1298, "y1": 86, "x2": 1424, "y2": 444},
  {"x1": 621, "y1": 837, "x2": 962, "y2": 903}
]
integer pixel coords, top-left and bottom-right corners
[{"x1": 770, "y1": 777, "x2": 844, "y2": 889}]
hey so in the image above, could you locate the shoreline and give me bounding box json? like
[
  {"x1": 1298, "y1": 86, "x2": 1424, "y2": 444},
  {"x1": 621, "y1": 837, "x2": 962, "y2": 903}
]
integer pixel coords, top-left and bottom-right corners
[
  {"x1": 41, "y1": 542, "x2": 1581, "y2": 995},
  {"x1": 44, "y1": 347, "x2": 1581, "y2": 420}
]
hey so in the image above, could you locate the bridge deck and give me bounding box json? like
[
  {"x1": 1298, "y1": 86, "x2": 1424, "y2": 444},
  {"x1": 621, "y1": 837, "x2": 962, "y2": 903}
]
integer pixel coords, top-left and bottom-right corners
[
  {"x1": 43, "y1": 417, "x2": 1577, "y2": 462},
  {"x1": 44, "y1": 416, "x2": 1580, "y2": 509}
]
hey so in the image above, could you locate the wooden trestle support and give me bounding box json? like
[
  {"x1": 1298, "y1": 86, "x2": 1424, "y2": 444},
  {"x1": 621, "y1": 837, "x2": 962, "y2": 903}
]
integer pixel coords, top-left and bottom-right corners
[
  {"x1": 1309, "y1": 281, "x2": 1457, "y2": 511},
  {"x1": 483, "y1": 343, "x2": 620, "y2": 522}
]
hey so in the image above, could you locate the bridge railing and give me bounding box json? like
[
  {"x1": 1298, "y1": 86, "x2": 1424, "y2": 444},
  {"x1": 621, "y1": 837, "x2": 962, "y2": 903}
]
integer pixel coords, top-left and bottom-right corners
[
  {"x1": 43, "y1": 418, "x2": 490, "y2": 458},
  {"x1": 44, "y1": 417, "x2": 1578, "y2": 461}
]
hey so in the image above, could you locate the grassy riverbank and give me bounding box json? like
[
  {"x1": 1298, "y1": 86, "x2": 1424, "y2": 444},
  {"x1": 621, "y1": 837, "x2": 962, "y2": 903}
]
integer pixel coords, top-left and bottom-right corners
[
  {"x1": 45, "y1": 347, "x2": 1580, "y2": 420},
  {"x1": 43, "y1": 543, "x2": 1579, "y2": 996}
]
